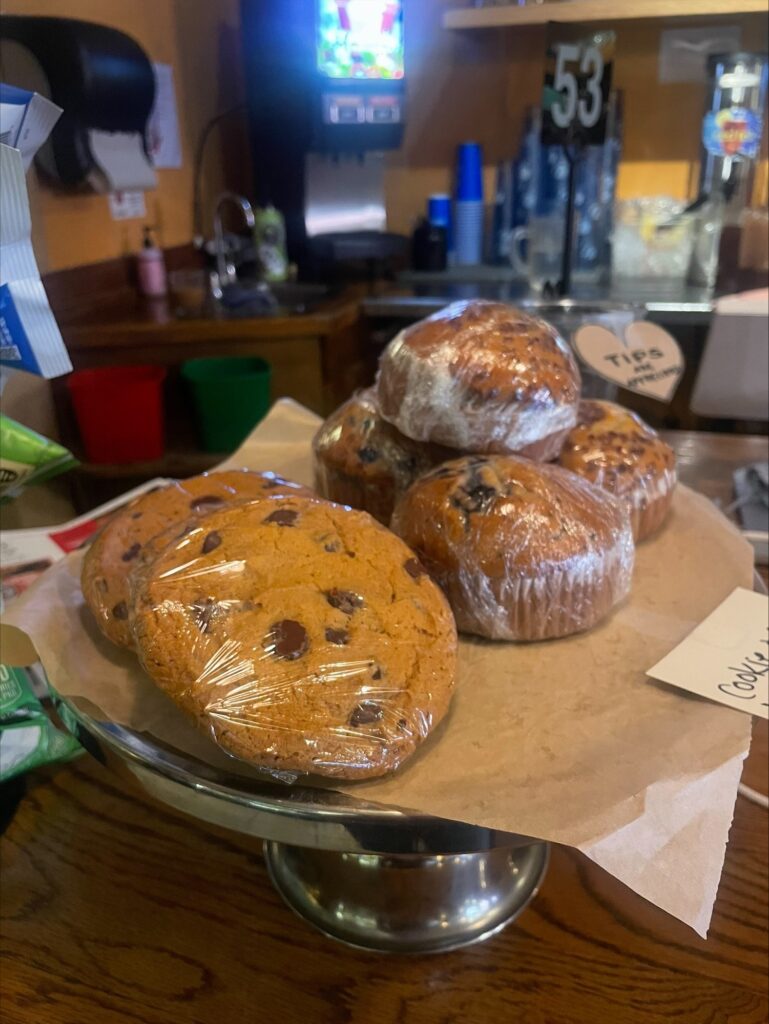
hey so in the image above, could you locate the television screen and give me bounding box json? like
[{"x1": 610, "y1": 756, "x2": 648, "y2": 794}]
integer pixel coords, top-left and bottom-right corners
[{"x1": 317, "y1": 1, "x2": 404, "y2": 80}]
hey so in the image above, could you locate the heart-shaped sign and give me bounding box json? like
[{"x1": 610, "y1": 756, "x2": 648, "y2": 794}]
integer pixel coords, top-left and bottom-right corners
[{"x1": 572, "y1": 321, "x2": 685, "y2": 402}]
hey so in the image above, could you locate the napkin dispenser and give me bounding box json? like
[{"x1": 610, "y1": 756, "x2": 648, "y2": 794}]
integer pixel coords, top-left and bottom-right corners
[{"x1": 0, "y1": 15, "x2": 157, "y2": 192}]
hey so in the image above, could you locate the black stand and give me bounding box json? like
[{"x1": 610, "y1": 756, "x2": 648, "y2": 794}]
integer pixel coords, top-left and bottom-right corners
[{"x1": 558, "y1": 144, "x2": 582, "y2": 298}]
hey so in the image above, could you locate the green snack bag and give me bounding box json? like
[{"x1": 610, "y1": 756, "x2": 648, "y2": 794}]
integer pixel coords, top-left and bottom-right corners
[
  {"x1": 0, "y1": 663, "x2": 81, "y2": 781},
  {"x1": 0, "y1": 414, "x2": 78, "y2": 501}
]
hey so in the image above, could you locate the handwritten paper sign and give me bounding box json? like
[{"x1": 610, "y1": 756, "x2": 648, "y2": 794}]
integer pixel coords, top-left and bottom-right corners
[
  {"x1": 573, "y1": 321, "x2": 684, "y2": 402},
  {"x1": 647, "y1": 588, "x2": 769, "y2": 719}
]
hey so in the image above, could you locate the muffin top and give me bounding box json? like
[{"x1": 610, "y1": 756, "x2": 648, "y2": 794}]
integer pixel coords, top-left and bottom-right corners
[
  {"x1": 559, "y1": 400, "x2": 677, "y2": 498},
  {"x1": 392, "y1": 454, "x2": 632, "y2": 581},
  {"x1": 313, "y1": 388, "x2": 453, "y2": 489},
  {"x1": 376, "y1": 300, "x2": 581, "y2": 453}
]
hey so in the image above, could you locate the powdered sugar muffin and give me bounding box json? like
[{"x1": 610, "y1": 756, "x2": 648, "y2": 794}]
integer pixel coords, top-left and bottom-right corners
[{"x1": 376, "y1": 300, "x2": 581, "y2": 459}]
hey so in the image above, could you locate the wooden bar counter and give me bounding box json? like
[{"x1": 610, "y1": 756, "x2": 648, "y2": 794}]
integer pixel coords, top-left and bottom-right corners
[{"x1": 1, "y1": 432, "x2": 767, "y2": 1024}]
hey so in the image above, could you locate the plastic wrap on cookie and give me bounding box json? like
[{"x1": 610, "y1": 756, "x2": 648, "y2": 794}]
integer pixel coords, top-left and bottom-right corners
[
  {"x1": 375, "y1": 301, "x2": 582, "y2": 459},
  {"x1": 128, "y1": 496, "x2": 458, "y2": 781},
  {"x1": 312, "y1": 387, "x2": 455, "y2": 524},
  {"x1": 392, "y1": 455, "x2": 635, "y2": 642},
  {"x1": 559, "y1": 400, "x2": 678, "y2": 542},
  {"x1": 81, "y1": 470, "x2": 313, "y2": 650}
]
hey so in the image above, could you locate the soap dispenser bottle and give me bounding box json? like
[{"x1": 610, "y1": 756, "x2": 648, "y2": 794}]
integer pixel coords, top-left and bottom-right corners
[{"x1": 137, "y1": 225, "x2": 167, "y2": 297}]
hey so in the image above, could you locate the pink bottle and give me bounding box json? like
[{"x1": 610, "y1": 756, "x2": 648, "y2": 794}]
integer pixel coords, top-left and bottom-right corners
[{"x1": 137, "y1": 225, "x2": 168, "y2": 297}]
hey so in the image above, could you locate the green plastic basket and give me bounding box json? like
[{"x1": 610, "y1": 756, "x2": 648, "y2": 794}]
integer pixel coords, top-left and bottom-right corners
[{"x1": 182, "y1": 357, "x2": 272, "y2": 453}]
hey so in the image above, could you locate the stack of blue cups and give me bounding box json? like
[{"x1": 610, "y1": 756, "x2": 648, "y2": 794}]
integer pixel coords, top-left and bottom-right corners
[{"x1": 454, "y1": 142, "x2": 484, "y2": 266}]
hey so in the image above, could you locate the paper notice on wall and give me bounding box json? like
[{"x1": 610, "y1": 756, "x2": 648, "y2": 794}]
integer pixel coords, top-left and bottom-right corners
[
  {"x1": 87, "y1": 129, "x2": 157, "y2": 194},
  {"x1": 148, "y1": 63, "x2": 182, "y2": 170},
  {"x1": 108, "y1": 190, "x2": 147, "y2": 222}
]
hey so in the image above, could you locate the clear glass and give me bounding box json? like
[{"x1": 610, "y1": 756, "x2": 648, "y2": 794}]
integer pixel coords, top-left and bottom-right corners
[{"x1": 612, "y1": 197, "x2": 696, "y2": 281}]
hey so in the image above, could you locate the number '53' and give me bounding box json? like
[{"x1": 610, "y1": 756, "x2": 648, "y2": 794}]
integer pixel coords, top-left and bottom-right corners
[{"x1": 552, "y1": 44, "x2": 604, "y2": 130}]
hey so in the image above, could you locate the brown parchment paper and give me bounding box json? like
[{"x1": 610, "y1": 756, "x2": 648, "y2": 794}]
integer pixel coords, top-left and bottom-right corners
[{"x1": 2, "y1": 400, "x2": 754, "y2": 937}]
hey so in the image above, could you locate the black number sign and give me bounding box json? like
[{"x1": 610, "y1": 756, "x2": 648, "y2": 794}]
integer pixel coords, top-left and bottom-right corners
[{"x1": 541, "y1": 36, "x2": 614, "y2": 147}]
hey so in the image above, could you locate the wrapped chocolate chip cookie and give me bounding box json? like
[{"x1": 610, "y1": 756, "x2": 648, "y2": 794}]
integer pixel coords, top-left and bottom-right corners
[
  {"x1": 129, "y1": 496, "x2": 458, "y2": 780},
  {"x1": 81, "y1": 469, "x2": 312, "y2": 649}
]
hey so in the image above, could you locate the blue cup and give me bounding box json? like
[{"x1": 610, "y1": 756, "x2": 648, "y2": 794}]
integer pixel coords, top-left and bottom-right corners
[
  {"x1": 456, "y1": 142, "x2": 484, "y2": 202},
  {"x1": 428, "y1": 194, "x2": 451, "y2": 227},
  {"x1": 428, "y1": 194, "x2": 453, "y2": 254}
]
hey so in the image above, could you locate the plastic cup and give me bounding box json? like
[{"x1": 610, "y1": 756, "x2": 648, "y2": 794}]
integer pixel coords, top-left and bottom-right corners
[
  {"x1": 182, "y1": 357, "x2": 272, "y2": 453},
  {"x1": 456, "y1": 142, "x2": 484, "y2": 202},
  {"x1": 66, "y1": 365, "x2": 166, "y2": 465}
]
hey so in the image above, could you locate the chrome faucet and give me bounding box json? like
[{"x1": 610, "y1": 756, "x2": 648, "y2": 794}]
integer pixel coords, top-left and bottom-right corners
[{"x1": 212, "y1": 192, "x2": 256, "y2": 291}]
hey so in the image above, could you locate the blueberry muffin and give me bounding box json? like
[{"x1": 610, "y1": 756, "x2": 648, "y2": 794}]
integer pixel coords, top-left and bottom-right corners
[
  {"x1": 558, "y1": 400, "x2": 677, "y2": 541},
  {"x1": 392, "y1": 455, "x2": 634, "y2": 641},
  {"x1": 130, "y1": 496, "x2": 457, "y2": 779},
  {"x1": 376, "y1": 300, "x2": 581, "y2": 459},
  {"x1": 82, "y1": 470, "x2": 312, "y2": 648},
  {"x1": 312, "y1": 388, "x2": 454, "y2": 524}
]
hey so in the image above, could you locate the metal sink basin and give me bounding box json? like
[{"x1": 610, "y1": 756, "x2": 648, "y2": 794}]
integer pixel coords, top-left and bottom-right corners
[{"x1": 217, "y1": 280, "x2": 330, "y2": 318}]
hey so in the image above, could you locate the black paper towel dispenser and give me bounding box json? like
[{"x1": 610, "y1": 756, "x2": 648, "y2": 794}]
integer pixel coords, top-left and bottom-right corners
[{"x1": 0, "y1": 15, "x2": 157, "y2": 191}]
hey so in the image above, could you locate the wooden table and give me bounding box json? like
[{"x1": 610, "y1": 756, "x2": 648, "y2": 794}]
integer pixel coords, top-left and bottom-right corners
[{"x1": 1, "y1": 433, "x2": 767, "y2": 1024}]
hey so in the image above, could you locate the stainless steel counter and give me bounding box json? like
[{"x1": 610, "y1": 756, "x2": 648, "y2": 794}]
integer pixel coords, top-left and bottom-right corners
[{"x1": 364, "y1": 279, "x2": 716, "y2": 326}]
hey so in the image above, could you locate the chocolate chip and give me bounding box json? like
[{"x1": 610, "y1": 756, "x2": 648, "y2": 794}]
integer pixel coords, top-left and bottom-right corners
[
  {"x1": 121, "y1": 543, "x2": 141, "y2": 562},
  {"x1": 350, "y1": 701, "x2": 384, "y2": 727},
  {"x1": 324, "y1": 542, "x2": 340, "y2": 553},
  {"x1": 371, "y1": 666, "x2": 383, "y2": 680},
  {"x1": 404, "y1": 558, "x2": 426, "y2": 580},
  {"x1": 190, "y1": 495, "x2": 225, "y2": 512},
  {"x1": 451, "y1": 482, "x2": 497, "y2": 514},
  {"x1": 112, "y1": 602, "x2": 128, "y2": 620},
  {"x1": 202, "y1": 531, "x2": 222, "y2": 554},
  {"x1": 191, "y1": 598, "x2": 217, "y2": 633},
  {"x1": 325, "y1": 628, "x2": 349, "y2": 646},
  {"x1": 358, "y1": 447, "x2": 379, "y2": 464},
  {"x1": 131, "y1": 512, "x2": 143, "y2": 520},
  {"x1": 325, "y1": 589, "x2": 363, "y2": 615},
  {"x1": 264, "y1": 508, "x2": 298, "y2": 527},
  {"x1": 397, "y1": 718, "x2": 408, "y2": 730},
  {"x1": 267, "y1": 620, "x2": 309, "y2": 660}
]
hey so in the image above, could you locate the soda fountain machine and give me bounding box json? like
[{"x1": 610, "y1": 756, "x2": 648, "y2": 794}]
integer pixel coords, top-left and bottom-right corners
[{"x1": 241, "y1": 0, "x2": 407, "y2": 277}]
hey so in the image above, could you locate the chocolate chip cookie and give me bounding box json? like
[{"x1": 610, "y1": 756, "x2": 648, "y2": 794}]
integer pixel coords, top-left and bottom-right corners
[
  {"x1": 130, "y1": 496, "x2": 457, "y2": 779},
  {"x1": 82, "y1": 470, "x2": 312, "y2": 648},
  {"x1": 392, "y1": 455, "x2": 635, "y2": 641},
  {"x1": 558, "y1": 400, "x2": 677, "y2": 541}
]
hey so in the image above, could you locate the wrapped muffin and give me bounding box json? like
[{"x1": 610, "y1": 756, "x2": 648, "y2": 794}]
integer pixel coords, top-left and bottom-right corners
[
  {"x1": 376, "y1": 300, "x2": 581, "y2": 460},
  {"x1": 558, "y1": 400, "x2": 677, "y2": 542},
  {"x1": 392, "y1": 455, "x2": 635, "y2": 642},
  {"x1": 313, "y1": 388, "x2": 453, "y2": 524}
]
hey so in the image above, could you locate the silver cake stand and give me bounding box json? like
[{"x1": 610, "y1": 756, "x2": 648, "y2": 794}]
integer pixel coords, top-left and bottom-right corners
[{"x1": 55, "y1": 693, "x2": 549, "y2": 954}]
